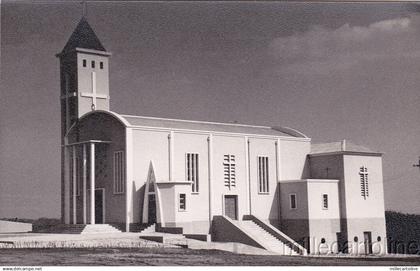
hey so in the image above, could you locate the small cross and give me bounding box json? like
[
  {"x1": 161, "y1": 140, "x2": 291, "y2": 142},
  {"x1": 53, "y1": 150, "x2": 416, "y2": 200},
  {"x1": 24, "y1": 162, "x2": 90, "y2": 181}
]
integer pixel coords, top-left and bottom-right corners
[
  {"x1": 413, "y1": 157, "x2": 420, "y2": 169},
  {"x1": 325, "y1": 167, "x2": 331, "y2": 178},
  {"x1": 80, "y1": 72, "x2": 108, "y2": 110}
]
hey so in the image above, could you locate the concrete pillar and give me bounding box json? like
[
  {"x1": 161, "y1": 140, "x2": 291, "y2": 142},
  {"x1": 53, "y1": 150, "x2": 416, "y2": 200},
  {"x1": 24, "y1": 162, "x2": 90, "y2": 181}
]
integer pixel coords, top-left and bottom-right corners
[
  {"x1": 245, "y1": 137, "x2": 251, "y2": 215},
  {"x1": 207, "y1": 134, "x2": 213, "y2": 224},
  {"x1": 72, "y1": 146, "x2": 77, "y2": 224},
  {"x1": 168, "y1": 131, "x2": 174, "y2": 181},
  {"x1": 90, "y1": 143, "x2": 95, "y2": 224},
  {"x1": 63, "y1": 146, "x2": 70, "y2": 224},
  {"x1": 83, "y1": 144, "x2": 87, "y2": 224}
]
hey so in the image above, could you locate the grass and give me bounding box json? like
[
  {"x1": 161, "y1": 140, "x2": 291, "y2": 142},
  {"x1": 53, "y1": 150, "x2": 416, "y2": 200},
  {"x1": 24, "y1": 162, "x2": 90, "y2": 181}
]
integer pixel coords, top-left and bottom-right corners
[{"x1": 0, "y1": 248, "x2": 420, "y2": 266}]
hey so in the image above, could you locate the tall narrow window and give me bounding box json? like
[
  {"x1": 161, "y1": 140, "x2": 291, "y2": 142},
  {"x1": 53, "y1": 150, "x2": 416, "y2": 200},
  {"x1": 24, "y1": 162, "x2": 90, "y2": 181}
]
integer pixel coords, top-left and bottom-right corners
[
  {"x1": 223, "y1": 154, "x2": 236, "y2": 189},
  {"x1": 258, "y1": 156, "x2": 269, "y2": 193},
  {"x1": 359, "y1": 166, "x2": 369, "y2": 199},
  {"x1": 179, "y1": 193, "x2": 186, "y2": 211},
  {"x1": 91, "y1": 60, "x2": 95, "y2": 68},
  {"x1": 290, "y1": 194, "x2": 297, "y2": 209},
  {"x1": 186, "y1": 153, "x2": 199, "y2": 193},
  {"x1": 83, "y1": 59, "x2": 87, "y2": 67},
  {"x1": 113, "y1": 151, "x2": 125, "y2": 194},
  {"x1": 322, "y1": 194, "x2": 328, "y2": 209},
  {"x1": 100, "y1": 61, "x2": 104, "y2": 69}
]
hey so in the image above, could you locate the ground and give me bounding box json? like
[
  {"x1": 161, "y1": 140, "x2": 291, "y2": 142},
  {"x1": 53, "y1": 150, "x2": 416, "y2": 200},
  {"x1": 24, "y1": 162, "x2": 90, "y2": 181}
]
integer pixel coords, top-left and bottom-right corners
[{"x1": 0, "y1": 248, "x2": 420, "y2": 266}]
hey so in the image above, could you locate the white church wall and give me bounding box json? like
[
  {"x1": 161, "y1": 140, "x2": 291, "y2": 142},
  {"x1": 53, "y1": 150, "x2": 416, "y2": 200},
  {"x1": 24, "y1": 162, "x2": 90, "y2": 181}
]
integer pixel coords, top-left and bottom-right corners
[
  {"x1": 342, "y1": 154, "x2": 387, "y2": 255},
  {"x1": 342, "y1": 155, "x2": 385, "y2": 219},
  {"x1": 279, "y1": 139, "x2": 311, "y2": 180},
  {"x1": 172, "y1": 132, "x2": 210, "y2": 233},
  {"x1": 248, "y1": 137, "x2": 279, "y2": 224},
  {"x1": 307, "y1": 180, "x2": 341, "y2": 254},
  {"x1": 131, "y1": 129, "x2": 170, "y2": 223},
  {"x1": 76, "y1": 52, "x2": 110, "y2": 117},
  {"x1": 212, "y1": 135, "x2": 248, "y2": 220},
  {"x1": 156, "y1": 183, "x2": 177, "y2": 225},
  {"x1": 307, "y1": 180, "x2": 340, "y2": 220},
  {"x1": 279, "y1": 181, "x2": 310, "y2": 245}
]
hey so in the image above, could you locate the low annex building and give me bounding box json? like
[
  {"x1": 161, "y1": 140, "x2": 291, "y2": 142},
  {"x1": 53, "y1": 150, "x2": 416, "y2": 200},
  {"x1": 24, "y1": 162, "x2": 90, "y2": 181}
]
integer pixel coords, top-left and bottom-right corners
[{"x1": 58, "y1": 18, "x2": 387, "y2": 255}]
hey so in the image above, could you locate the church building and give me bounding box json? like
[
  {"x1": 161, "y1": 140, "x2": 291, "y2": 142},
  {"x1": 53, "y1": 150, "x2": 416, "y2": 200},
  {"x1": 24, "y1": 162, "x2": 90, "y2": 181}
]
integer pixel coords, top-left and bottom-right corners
[{"x1": 58, "y1": 18, "x2": 387, "y2": 255}]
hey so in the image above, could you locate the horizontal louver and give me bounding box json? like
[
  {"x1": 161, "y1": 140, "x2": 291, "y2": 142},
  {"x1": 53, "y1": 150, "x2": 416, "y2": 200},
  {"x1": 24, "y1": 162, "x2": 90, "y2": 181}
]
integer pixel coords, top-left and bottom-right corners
[{"x1": 223, "y1": 154, "x2": 236, "y2": 189}]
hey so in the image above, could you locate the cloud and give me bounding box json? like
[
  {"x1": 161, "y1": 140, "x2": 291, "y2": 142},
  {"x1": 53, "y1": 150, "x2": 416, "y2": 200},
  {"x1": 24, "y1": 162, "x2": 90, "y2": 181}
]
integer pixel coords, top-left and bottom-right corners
[{"x1": 268, "y1": 16, "x2": 420, "y2": 74}]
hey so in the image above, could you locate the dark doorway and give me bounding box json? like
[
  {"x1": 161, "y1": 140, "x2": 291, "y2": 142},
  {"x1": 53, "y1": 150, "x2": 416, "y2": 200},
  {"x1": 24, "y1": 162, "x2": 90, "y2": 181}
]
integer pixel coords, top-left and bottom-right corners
[
  {"x1": 148, "y1": 194, "x2": 156, "y2": 223},
  {"x1": 95, "y1": 189, "x2": 104, "y2": 224},
  {"x1": 336, "y1": 232, "x2": 347, "y2": 253},
  {"x1": 224, "y1": 195, "x2": 238, "y2": 220},
  {"x1": 364, "y1": 231, "x2": 373, "y2": 255}
]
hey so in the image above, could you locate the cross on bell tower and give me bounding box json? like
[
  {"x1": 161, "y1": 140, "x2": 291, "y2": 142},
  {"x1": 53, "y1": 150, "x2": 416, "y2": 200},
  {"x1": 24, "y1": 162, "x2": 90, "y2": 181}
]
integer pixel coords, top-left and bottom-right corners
[{"x1": 56, "y1": 17, "x2": 111, "y2": 140}]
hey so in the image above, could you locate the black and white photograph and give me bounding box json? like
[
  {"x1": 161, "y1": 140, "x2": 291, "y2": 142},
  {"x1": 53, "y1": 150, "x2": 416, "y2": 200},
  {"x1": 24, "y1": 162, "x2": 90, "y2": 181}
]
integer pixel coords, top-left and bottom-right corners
[{"x1": 1, "y1": 0, "x2": 420, "y2": 268}]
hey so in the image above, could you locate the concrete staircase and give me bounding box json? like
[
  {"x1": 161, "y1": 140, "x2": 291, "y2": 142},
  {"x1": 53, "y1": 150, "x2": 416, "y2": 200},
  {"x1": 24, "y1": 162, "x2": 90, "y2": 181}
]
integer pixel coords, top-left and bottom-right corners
[
  {"x1": 140, "y1": 223, "x2": 156, "y2": 234},
  {"x1": 236, "y1": 220, "x2": 299, "y2": 255},
  {"x1": 37, "y1": 224, "x2": 122, "y2": 234},
  {"x1": 80, "y1": 224, "x2": 122, "y2": 234}
]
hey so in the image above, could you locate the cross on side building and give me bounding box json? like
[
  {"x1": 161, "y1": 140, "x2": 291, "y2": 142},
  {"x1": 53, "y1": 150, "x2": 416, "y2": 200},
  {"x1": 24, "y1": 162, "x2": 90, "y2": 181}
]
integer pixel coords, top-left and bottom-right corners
[{"x1": 414, "y1": 157, "x2": 420, "y2": 169}]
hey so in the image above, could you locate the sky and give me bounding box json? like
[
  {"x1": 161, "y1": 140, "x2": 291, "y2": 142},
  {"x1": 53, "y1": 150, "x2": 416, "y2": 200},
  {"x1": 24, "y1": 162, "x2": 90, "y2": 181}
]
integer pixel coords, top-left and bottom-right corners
[{"x1": 1, "y1": 1, "x2": 419, "y2": 219}]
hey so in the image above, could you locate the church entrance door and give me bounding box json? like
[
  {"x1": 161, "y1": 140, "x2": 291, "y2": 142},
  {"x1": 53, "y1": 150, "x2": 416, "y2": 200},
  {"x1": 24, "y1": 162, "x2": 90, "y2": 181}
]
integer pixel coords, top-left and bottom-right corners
[
  {"x1": 95, "y1": 189, "x2": 105, "y2": 224},
  {"x1": 224, "y1": 195, "x2": 238, "y2": 220},
  {"x1": 363, "y1": 231, "x2": 373, "y2": 255},
  {"x1": 148, "y1": 194, "x2": 156, "y2": 223}
]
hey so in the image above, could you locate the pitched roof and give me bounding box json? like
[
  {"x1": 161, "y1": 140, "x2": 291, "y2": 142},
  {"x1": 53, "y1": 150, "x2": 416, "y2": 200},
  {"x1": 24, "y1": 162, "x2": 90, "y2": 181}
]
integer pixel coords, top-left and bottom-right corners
[
  {"x1": 60, "y1": 17, "x2": 106, "y2": 54},
  {"x1": 310, "y1": 140, "x2": 381, "y2": 155},
  {"x1": 119, "y1": 114, "x2": 306, "y2": 138}
]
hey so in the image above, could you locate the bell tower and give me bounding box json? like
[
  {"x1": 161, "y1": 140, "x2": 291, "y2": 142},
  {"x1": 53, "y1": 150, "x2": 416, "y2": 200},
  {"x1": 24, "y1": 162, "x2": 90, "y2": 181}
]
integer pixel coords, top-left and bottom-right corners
[
  {"x1": 57, "y1": 17, "x2": 111, "y2": 140},
  {"x1": 57, "y1": 17, "x2": 111, "y2": 223}
]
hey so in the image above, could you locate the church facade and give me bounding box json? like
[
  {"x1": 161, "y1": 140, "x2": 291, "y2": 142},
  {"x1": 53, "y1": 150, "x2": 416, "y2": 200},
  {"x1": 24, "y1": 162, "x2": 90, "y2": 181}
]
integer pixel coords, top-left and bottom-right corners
[{"x1": 58, "y1": 18, "x2": 387, "y2": 255}]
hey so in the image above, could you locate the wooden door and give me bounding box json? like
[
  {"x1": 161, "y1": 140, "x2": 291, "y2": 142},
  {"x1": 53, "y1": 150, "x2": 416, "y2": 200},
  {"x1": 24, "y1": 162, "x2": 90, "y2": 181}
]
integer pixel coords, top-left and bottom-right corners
[
  {"x1": 224, "y1": 195, "x2": 237, "y2": 220},
  {"x1": 364, "y1": 231, "x2": 372, "y2": 255}
]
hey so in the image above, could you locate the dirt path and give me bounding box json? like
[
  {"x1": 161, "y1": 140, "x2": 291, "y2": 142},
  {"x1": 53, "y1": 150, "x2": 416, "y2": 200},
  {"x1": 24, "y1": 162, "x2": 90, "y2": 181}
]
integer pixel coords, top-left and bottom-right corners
[{"x1": 0, "y1": 248, "x2": 419, "y2": 266}]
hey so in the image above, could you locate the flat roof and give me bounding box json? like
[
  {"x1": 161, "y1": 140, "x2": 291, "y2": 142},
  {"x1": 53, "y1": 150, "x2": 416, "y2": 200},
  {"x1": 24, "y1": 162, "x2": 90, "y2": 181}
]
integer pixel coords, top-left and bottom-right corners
[{"x1": 310, "y1": 140, "x2": 381, "y2": 155}]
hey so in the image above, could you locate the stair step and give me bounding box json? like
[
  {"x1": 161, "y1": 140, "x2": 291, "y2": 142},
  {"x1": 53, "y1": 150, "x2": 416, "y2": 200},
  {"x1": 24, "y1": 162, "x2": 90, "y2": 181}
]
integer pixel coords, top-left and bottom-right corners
[
  {"x1": 40, "y1": 224, "x2": 122, "y2": 234},
  {"x1": 237, "y1": 220, "x2": 299, "y2": 255}
]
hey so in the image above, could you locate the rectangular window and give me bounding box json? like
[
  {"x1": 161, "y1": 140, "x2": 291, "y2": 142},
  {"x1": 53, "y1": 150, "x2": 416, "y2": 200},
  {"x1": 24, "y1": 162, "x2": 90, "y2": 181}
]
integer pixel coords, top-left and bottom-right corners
[
  {"x1": 113, "y1": 151, "x2": 125, "y2": 194},
  {"x1": 290, "y1": 194, "x2": 297, "y2": 209},
  {"x1": 179, "y1": 193, "x2": 186, "y2": 211},
  {"x1": 223, "y1": 154, "x2": 236, "y2": 189},
  {"x1": 83, "y1": 59, "x2": 87, "y2": 67},
  {"x1": 186, "y1": 153, "x2": 199, "y2": 193},
  {"x1": 91, "y1": 60, "x2": 95, "y2": 68},
  {"x1": 100, "y1": 61, "x2": 104, "y2": 69},
  {"x1": 258, "y1": 156, "x2": 269, "y2": 193},
  {"x1": 359, "y1": 166, "x2": 369, "y2": 199},
  {"x1": 322, "y1": 194, "x2": 328, "y2": 209}
]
